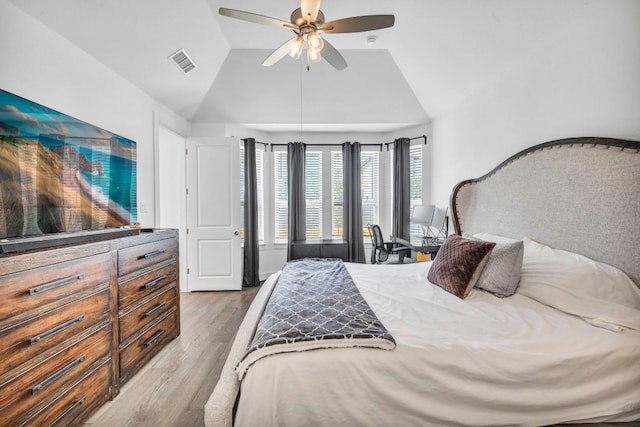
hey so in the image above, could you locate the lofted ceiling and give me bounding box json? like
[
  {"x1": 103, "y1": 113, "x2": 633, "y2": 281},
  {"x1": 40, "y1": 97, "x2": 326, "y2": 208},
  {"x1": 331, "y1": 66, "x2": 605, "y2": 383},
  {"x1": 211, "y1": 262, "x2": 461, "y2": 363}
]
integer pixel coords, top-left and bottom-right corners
[{"x1": 9, "y1": 0, "x2": 593, "y2": 133}]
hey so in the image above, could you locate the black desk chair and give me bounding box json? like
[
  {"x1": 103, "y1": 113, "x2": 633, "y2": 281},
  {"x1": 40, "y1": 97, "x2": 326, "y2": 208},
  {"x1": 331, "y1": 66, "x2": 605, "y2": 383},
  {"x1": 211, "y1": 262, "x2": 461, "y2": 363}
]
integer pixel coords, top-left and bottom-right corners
[{"x1": 367, "y1": 224, "x2": 413, "y2": 264}]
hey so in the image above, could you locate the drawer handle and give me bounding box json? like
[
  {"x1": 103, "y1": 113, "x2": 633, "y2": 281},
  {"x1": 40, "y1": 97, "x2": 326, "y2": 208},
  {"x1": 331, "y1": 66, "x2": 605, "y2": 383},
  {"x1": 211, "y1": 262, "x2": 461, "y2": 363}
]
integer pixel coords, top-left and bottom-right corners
[
  {"x1": 30, "y1": 314, "x2": 85, "y2": 345},
  {"x1": 144, "y1": 329, "x2": 167, "y2": 348},
  {"x1": 140, "y1": 249, "x2": 166, "y2": 260},
  {"x1": 48, "y1": 396, "x2": 86, "y2": 427},
  {"x1": 29, "y1": 274, "x2": 84, "y2": 296},
  {"x1": 142, "y1": 302, "x2": 167, "y2": 318},
  {"x1": 143, "y1": 275, "x2": 167, "y2": 290},
  {"x1": 31, "y1": 355, "x2": 86, "y2": 394}
]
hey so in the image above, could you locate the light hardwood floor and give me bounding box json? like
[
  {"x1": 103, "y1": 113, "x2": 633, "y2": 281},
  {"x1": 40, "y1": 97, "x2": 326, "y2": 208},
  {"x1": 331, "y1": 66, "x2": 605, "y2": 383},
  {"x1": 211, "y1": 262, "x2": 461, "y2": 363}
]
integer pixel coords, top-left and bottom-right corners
[{"x1": 85, "y1": 287, "x2": 259, "y2": 427}]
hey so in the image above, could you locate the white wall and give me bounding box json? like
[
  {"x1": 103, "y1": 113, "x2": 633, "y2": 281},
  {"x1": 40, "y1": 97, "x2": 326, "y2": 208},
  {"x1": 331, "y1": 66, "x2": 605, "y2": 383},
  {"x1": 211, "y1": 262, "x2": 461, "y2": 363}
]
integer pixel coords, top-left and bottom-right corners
[
  {"x1": 0, "y1": 1, "x2": 190, "y2": 227},
  {"x1": 157, "y1": 126, "x2": 188, "y2": 291},
  {"x1": 429, "y1": 1, "x2": 640, "y2": 207}
]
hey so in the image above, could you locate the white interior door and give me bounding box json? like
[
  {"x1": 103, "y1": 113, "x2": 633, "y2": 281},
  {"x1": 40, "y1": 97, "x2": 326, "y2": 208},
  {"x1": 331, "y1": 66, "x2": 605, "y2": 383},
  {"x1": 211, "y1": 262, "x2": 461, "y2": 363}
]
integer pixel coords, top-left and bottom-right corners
[{"x1": 186, "y1": 137, "x2": 241, "y2": 291}]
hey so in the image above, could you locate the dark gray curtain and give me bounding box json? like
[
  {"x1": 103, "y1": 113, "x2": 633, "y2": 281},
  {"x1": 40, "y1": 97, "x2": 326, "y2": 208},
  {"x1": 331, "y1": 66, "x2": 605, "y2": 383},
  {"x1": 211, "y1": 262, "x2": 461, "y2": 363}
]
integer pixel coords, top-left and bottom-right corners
[
  {"x1": 392, "y1": 138, "x2": 411, "y2": 241},
  {"x1": 287, "y1": 142, "x2": 306, "y2": 261},
  {"x1": 342, "y1": 142, "x2": 365, "y2": 263},
  {"x1": 242, "y1": 138, "x2": 260, "y2": 287}
]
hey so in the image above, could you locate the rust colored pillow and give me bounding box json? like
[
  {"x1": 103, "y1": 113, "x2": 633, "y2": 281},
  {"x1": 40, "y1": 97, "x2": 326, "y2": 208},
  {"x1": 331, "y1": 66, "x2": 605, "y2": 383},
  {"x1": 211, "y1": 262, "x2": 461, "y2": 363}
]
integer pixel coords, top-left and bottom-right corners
[{"x1": 427, "y1": 235, "x2": 496, "y2": 298}]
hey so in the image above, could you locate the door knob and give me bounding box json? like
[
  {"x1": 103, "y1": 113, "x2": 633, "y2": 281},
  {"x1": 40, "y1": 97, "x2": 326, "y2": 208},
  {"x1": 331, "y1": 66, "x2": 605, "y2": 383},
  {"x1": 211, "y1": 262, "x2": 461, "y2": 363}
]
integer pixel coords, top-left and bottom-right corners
[{"x1": 234, "y1": 231, "x2": 239, "y2": 236}]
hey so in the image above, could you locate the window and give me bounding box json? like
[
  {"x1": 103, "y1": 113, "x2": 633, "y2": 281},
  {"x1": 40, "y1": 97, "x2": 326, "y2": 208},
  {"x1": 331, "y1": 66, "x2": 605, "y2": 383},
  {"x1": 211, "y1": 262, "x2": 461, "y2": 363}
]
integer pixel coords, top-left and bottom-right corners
[
  {"x1": 305, "y1": 151, "x2": 322, "y2": 239},
  {"x1": 240, "y1": 144, "x2": 264, "y2": 244},
  {"x1": 330, "y1": 151, "x2": 343, "y2": 239},
  {"x1": 274, "y1": 151, "x2": 288, "y2": 242},
  {"x1": 274, "y1": 146, "x2": 382, "y2": 244},
  {"x1": 256, "y1": 149, "x2": 264, "y2": 243},
  {"x1": 409, "y1": 143, "x2": 423, "y2": 208},
  {"x1": 390, "y1": 143, "x2": 423, "y2": 236},
  {"x1": 273, "y1": 150, "x2": 323, "y2": 242},
  {"x1": 331, "y1": 150, "x2": 379, "y2": 242},
  {"x1": 361, "y1": 151, "x2": 379, "y2": 240}
]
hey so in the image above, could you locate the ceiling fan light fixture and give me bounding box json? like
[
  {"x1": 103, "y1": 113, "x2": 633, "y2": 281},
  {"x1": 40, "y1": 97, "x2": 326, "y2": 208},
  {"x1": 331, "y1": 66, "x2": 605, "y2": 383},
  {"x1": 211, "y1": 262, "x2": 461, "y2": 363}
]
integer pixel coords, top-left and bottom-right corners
[
  {"x1": 307, "y1": 32, "x2": 324, "y2": 52},
  {"x1": 288, "y1": 36, "x2": 304, "y2": 59},
  {"x1": 307, "y1": 45, "x2": 321, "y2": 63}
]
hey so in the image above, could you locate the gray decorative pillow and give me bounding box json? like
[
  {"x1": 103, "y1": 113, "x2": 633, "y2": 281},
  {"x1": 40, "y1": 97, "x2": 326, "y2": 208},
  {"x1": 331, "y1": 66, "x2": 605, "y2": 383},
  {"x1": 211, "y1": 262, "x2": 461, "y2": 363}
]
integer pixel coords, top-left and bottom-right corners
[{"x1": 474, "y1": 240, "x2": 524, "y2": 297}]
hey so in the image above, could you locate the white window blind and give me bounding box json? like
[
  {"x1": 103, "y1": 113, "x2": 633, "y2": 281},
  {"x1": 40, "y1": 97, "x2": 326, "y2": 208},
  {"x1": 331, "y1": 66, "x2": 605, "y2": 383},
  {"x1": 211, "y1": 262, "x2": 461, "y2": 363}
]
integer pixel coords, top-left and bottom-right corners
[
  {"x1": 305, "y1": 151, "x2": 322, "y2": 239},
  {"x1": 256, "y1": 149, "x2": 264, "y2": 243},
  {"x1": 273, "y1": 150, "x2": 323, "y2": 242},
  {"x1": 273, "y1": 150, "x2": 288, "y2": 242},
  {"x1": 410, "y1": 143, "x2": 423, "y2": 207},
  {"x1": 409, "y1": 144, "x2": 423, "y2": 236},
  {"x1": 361, "y1": 151, "x2": 379, "y2": 241},
  {"x1": 330, "y1": 151, "x2": 343, "y2": 239},
  {"x1": 331, "y1": 150, "x2": 379, "y2": 242}
]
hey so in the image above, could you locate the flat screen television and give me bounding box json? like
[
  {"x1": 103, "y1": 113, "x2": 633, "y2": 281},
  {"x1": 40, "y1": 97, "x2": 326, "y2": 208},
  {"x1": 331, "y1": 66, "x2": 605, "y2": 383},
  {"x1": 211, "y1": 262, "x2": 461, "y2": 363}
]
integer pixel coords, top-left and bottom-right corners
[{"x1": 0, "y1": 89, "x2": 138, "y2": 252}]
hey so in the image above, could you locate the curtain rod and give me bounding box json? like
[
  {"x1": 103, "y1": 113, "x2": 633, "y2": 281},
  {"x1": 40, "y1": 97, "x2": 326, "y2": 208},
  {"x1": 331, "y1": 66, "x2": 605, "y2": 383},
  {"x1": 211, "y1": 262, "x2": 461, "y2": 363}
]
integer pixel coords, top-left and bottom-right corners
[
  {"x1": 240, "y1": 139, "x2": 269, "y2": 151},
  {"x1": 383, "y1": 135, "x2": 427, "y2": 147},
  {"x1": 245, "y1": 135, "x2": 427, "y2": 152},
  {"x1": 268, "y1": 142, "x2": 384, "y2": 152},
  {"x1": 240, "y1": 138, "x2": 268, "y2": 145},
  {"x1": 268, "y1": 135, "x2": 427, "y2": 152}
]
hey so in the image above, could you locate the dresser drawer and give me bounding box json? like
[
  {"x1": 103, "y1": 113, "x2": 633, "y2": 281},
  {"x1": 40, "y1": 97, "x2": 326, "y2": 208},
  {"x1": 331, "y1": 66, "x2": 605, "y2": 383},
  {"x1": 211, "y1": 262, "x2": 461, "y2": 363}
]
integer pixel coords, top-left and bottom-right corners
[
  {"x1": 0, "y1": 290, "x2": 110, "y2": 378},
  {"x1": 119, "y1": 262, "x2": 177, "y2": 311},
  {"x1": 0, "y1": 326, "x2": 111, "y2": 425},
  {"x1": 119, "y1": 310, "x2": 178, "y2": 384},
  {"x1": 19, "y1": 360, "x2": 112, "y2": 427},
  {"x1": 119, "y1": 286, "x2": 177, "y2": 346},
  {"x1": 0, "y1": 252, "x2": 111, "y2": 327},
  {"x1": 118, "y1": 238, "x2": 177, "y2": 277}
]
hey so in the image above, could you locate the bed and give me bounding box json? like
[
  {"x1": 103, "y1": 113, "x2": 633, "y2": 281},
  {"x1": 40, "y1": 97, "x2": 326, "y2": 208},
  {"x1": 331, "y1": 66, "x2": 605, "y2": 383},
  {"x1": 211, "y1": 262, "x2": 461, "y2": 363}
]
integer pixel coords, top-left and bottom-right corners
[{"x1": 205, "y1": 137, "x2": 640, "y2": 427}]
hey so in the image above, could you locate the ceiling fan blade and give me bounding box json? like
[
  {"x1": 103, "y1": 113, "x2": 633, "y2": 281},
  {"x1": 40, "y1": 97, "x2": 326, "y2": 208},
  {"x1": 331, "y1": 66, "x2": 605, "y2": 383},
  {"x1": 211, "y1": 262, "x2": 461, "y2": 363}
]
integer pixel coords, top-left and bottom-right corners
[
  {"x1": 262, "y1": 37, "x2": 298, "y2": 67},
  {"x1": 219, "y1": 8, "x2": 296, "y2": 30},
  {"x1": 320, "y1": 39, "x2": 347, "y2": 71},
  {"x1": 300, "y1": 0, "x2": 321, "y2": 23},
  {"x1": 322, "y1": 15, "x2": 395, "y2": 34}
]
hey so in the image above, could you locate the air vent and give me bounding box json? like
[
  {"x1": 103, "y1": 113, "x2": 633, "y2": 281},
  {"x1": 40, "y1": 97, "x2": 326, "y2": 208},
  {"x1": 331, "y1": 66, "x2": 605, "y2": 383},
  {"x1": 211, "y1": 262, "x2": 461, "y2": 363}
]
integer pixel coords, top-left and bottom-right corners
[{"x1": 169, "y1": 48, "x2": 197, "y2": 74}]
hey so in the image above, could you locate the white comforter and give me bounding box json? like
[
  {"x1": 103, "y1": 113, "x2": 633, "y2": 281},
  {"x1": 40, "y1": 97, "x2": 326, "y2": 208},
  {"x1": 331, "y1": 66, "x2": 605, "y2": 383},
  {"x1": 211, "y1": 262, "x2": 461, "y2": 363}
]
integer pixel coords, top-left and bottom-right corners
[{"x1": 235, "y1": 262, "x2": 640, "y2": 427}]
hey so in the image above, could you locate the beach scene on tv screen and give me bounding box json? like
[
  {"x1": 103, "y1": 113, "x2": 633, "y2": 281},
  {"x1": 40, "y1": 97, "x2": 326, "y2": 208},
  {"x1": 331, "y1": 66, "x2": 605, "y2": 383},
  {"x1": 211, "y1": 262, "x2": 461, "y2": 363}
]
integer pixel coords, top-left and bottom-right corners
[{"x1": 0, "y1": 89, "x2": 137, "y2": 239}]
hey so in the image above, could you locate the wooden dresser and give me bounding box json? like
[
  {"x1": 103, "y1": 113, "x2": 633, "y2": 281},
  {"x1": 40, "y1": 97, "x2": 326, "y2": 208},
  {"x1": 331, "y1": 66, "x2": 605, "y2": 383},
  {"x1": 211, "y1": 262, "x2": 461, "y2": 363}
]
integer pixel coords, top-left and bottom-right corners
[
  {"x1": 113, "y1": 231, "x2": 180, "y2": 389},
  {"x1": 0, "y1": 229, "x2": 180, "y2": 426}
]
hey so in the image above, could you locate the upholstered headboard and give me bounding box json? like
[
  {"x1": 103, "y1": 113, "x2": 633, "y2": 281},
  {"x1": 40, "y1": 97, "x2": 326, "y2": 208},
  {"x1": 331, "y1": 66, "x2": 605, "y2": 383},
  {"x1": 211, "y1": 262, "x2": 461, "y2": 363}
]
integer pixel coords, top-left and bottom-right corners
[{"x1": 451, "y1": 137, "x2": 640, "y2": 286}]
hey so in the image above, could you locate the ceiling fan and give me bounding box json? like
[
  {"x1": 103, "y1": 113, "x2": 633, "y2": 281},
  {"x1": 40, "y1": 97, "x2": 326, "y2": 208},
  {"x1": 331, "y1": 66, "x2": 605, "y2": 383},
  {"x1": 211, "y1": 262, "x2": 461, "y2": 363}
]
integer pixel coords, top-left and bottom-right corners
[{"x1": 219, "y1": 0, "x2": 395, "y2": 71}]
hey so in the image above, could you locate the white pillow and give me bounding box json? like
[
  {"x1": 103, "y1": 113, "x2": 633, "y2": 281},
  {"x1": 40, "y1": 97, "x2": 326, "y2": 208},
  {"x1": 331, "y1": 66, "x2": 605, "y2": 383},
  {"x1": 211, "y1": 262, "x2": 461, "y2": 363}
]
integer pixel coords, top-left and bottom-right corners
[
  {"x1": 517, "y1": 237, "x2": 640, "y2": 331},
  {"x1": 472, "y1": 232, "x2": 520, "y2": 244}
]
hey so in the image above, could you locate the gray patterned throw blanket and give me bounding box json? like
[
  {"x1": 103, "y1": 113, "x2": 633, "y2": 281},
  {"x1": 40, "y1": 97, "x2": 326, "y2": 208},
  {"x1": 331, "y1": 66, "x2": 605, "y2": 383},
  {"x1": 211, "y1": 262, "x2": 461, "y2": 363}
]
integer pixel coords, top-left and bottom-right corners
[{"x1": 236, "y1": 258, "x2": 395, "y2": 379}]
